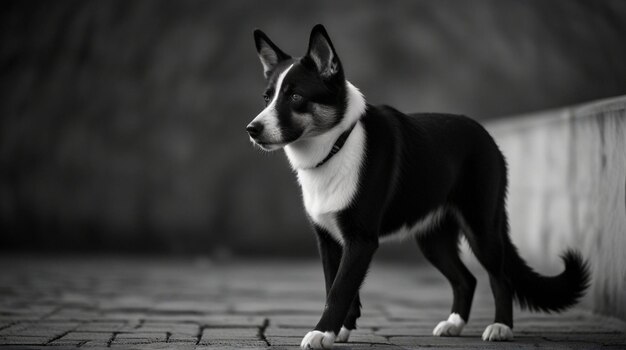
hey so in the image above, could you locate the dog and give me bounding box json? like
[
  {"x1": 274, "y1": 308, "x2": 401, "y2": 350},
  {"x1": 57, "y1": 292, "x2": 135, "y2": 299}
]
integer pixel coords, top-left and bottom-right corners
[{"x1": 246, "y1": 24, "x2": 590, "y2": 349}]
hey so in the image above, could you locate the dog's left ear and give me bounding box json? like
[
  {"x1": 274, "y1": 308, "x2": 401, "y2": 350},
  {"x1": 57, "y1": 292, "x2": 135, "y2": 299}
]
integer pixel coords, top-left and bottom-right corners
[
  {"x1": 306, "y1": 24, "x2": 343, "y2": 80},
  {"x1": 254, "y1": 29, "x2": 291, "y2": 79}
]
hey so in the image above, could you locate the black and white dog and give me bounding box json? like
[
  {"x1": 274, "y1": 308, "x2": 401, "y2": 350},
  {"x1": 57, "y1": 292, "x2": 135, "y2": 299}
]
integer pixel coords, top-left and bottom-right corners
[{"x1": 247, "y1": 25, "x2": 590, "y2": 349}]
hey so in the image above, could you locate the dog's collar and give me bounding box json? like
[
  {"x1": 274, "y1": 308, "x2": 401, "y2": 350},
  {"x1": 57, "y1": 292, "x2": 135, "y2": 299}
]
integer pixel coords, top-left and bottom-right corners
[{"x1": 314, "y1": 122, "x2": 357, "y2": 168}]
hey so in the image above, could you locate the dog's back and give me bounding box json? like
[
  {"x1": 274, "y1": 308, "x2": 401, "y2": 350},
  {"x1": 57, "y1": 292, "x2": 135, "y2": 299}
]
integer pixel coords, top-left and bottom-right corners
[{"x1": 354, "y1": 106, "x2": 506, "y2": 242}]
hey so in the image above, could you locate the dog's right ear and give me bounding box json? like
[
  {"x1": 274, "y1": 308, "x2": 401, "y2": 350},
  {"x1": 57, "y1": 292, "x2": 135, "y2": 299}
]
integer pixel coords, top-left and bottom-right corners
[{"x1": 254, "y1": 29, "x2": 291, "y2": 79}]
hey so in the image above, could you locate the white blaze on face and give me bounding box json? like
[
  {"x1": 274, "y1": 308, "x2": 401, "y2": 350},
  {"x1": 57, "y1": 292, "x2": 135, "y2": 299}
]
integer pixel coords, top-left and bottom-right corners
[{"x1": 249, "y1": 64, "x2": 294, "y2": 145}]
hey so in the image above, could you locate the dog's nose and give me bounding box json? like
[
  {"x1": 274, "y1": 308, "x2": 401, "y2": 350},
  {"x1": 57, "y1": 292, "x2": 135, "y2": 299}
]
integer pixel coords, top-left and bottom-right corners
[{"x1": 246, "y1": 122, "x2": 264, "y2": 138}]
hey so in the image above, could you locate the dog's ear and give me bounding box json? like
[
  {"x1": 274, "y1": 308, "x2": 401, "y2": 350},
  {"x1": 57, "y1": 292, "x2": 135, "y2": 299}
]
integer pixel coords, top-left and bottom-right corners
[
  {"x1": 254, "y1": 29, "x2": 291, "y2": 79},
  {"x1": 306, "y1": 24, "x2": 342, "y2": 80}
]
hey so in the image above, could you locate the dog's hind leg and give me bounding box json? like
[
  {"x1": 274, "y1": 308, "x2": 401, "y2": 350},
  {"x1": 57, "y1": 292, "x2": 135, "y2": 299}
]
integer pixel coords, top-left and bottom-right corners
[
  {"x1": 417, "y1": 217, "x2": 476, "y2": 337},
  {"x1": 461, "y1": 208, "x2": 514, "y2": 341}
]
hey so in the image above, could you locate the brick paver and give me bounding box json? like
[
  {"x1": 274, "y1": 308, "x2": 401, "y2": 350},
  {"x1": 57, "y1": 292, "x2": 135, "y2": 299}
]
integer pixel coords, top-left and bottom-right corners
[{"x1": 0, "y1": 256, "x2": 624, "y2": 349}]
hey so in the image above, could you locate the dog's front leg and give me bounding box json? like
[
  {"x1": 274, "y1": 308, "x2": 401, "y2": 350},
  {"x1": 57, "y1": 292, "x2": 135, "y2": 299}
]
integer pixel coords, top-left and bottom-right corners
[
  {"x1": 301, "y1": 238, "x2": 378, "y2": 349},
  {"x1": 315, "y1": 227, "x2": 342, "y2": 299},
  {"x1": 315, "y1": 227, "x2": 363, "y2": 343}
]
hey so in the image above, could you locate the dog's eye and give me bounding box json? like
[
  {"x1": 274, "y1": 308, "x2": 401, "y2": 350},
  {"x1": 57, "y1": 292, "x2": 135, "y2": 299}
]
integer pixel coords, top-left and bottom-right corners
[
  {"x1": 291, "y1": 94, "x2": 302, "y2": 102},
  {"x1": 263, "y1": 94, "x2": 270, "y2": 104}
]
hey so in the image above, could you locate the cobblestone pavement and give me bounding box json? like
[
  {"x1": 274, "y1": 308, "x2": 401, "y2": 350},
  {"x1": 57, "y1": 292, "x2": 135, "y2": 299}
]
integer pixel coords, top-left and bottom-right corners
[{"x1": 0, "y1": 256, "x2": 624, "y2": 349}]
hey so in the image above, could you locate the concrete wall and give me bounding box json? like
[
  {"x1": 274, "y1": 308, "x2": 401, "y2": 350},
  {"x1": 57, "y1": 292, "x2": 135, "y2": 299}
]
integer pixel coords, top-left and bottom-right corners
[{"x1": 487, "y1": 96, "x2": 626, "y2": 320}]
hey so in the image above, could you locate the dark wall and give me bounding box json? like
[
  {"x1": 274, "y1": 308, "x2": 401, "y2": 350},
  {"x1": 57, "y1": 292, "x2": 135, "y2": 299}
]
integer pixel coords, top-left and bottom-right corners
[{"x1": 1, "y1": 0, "x2": 625, "y2": 256}]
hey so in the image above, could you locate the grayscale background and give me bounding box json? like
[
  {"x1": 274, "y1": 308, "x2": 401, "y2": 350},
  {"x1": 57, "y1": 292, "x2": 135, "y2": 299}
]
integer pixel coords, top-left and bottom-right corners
[{"x1": 2, "y1": 0, "x2": 626, "y2": 259}]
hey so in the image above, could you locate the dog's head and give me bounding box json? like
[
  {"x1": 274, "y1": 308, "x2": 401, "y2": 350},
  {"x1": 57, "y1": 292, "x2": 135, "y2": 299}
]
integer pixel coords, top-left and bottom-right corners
[{"x1": 247, "y1": 25, "x2": 348, "y2": 151}]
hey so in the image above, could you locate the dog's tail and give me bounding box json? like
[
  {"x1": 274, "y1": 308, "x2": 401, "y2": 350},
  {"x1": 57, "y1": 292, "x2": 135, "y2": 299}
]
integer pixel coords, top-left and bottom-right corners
[{"x1": 504, "y1": 235, "x2": 591, "y2": 312}]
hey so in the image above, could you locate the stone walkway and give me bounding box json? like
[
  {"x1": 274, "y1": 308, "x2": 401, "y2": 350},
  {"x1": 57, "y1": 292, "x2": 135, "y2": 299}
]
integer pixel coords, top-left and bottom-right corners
[{"x1": 0, "y1": 256, "x2": 624, "y2": 349}]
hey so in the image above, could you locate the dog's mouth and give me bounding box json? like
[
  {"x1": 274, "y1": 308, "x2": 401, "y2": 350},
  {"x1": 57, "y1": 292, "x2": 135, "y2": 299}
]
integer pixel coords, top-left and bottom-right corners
[
  {"x1": 250, "y1": 138, "x2": 286, "y2": 151},
  {"x1": 249, "y1": 131, "x2": 304, "y2": 151}
]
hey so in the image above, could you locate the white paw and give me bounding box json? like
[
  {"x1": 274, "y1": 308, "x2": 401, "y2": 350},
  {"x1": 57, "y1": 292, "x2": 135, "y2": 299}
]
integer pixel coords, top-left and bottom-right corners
[
  {"x1": 300, "y1": 330, "x2": 336, "y2": 349},
  {"x1": 433, "y1": 313, "x2": 465, "y2": 336},
  {"x1": 482, "y1": 323, "x2": 514, "y2": 341},
  {"x1": 335, "y1": 326, "x2": 351, "y2": 343}
]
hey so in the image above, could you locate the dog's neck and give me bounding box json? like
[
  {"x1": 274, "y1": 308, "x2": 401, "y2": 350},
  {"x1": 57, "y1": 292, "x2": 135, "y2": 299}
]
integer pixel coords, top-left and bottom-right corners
[{"x1": 285, "y1": 81, "x2": 366, "y2": 170}]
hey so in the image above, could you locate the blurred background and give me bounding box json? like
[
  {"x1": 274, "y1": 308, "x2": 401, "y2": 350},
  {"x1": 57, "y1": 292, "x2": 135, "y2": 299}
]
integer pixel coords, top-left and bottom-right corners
[{"x1": 1, "y1": 0, "x2": 626, "y2": 258}]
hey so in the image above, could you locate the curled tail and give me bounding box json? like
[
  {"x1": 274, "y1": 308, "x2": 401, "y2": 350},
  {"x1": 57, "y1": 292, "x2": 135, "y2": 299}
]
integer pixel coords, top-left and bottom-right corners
[{"x1": 505, "y1": 238, "x2": 591, "y2": 312}]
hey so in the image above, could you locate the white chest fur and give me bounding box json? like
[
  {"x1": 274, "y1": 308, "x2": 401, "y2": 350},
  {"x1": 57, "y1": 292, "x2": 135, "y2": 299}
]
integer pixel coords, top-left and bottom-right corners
[{"x1": 295, "y1": 123, "x2": 366, "y2": 244}]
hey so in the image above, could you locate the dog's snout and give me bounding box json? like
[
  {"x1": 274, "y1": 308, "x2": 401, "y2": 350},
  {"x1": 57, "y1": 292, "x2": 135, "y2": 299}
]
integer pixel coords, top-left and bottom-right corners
[{"x1": 246, "y1": 122, "x2": 264, "y2": 138}]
